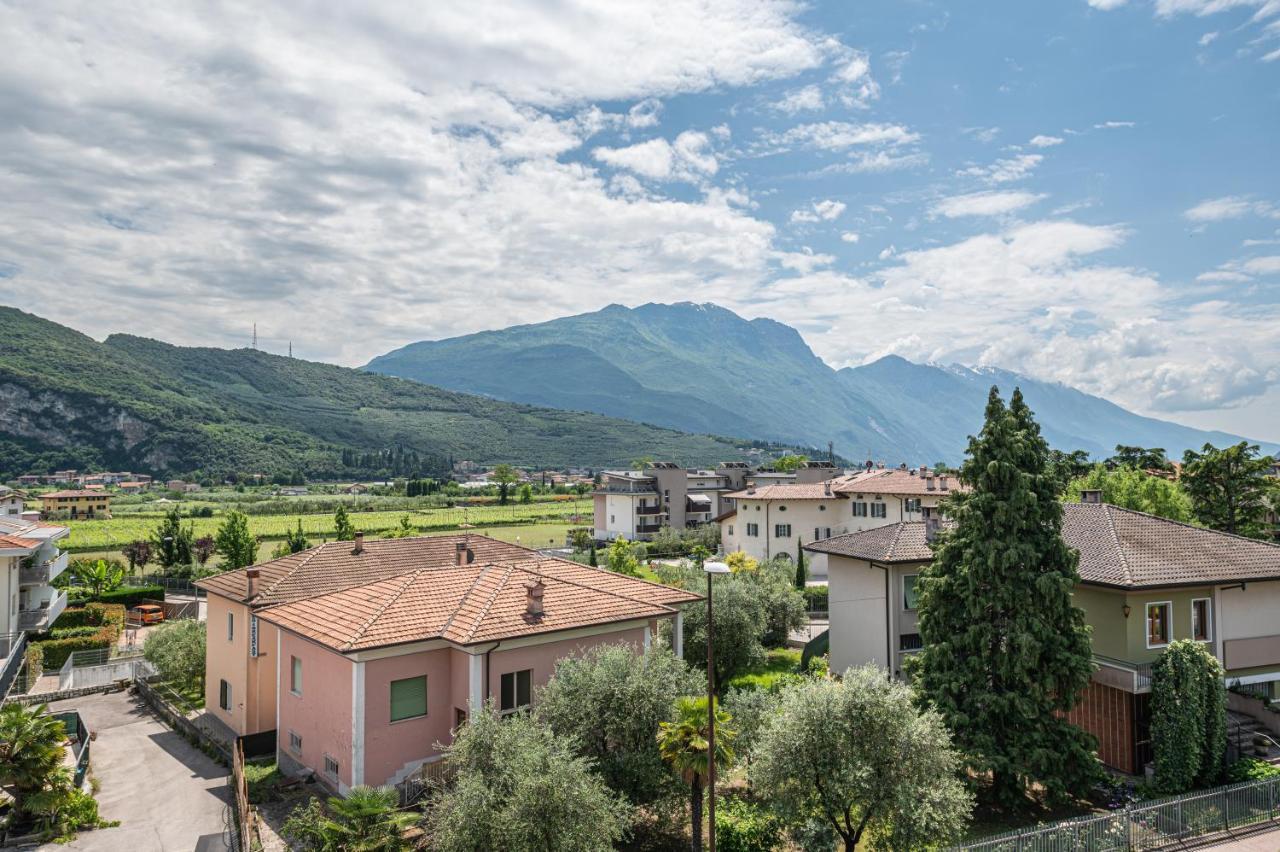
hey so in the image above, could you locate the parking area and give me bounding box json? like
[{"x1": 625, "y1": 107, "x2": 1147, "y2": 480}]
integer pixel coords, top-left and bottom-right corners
[{"x1": 40, "y1": 689, "x2": 231, "y2": 851}]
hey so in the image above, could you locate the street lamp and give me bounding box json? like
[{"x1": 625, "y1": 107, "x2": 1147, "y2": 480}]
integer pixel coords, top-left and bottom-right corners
[{"x1": 703, "y1": 559, "x2": 730, "y2": 852}]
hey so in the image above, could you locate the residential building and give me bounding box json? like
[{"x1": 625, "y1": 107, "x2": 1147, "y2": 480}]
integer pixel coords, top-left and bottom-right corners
[
  {"x1": 16, "y1": 475, "x2": 42, "y2": 487},
  {"x1": 0, "y1": 487, "x2": 25, "y2": 518},
  {"x1": 720, "y1": 465, "x2": 962, "y2": 575},
  {"x1": 117, "y1": 481, "x2": 150, "y2": 493},
  {"x1": 0, "y1": 511, "x2": 70, "y2": 698},
  {"x1": 39, "y1": 489, "x2": 111, "y2": 519},
  {"x1": 808, "y1": 494, "x2": 1280, "y2": 774},
  {"x1": 196, "y1": 533, "x2": 698, "y2": 793},
  {"x1": 593, "y1": 462, "x2": 753, "y2": 542}
]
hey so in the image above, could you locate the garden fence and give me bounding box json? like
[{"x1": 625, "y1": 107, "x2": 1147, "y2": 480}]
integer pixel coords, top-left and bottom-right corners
[
  {"x1": 57, "y1": 648, "x2": 152, "y2": 692},
  {"x1": 955, "y1": 775, "x2": 1280, "y2": 851},
  {"x1": 228, "y1": 737, "x2": 253, "y2": 852}
]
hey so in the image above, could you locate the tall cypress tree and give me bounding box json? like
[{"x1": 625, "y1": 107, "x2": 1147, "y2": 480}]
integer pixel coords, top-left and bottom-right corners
[{"x1": 916, "y1": 387, "x2": 1099, "y2": 809}]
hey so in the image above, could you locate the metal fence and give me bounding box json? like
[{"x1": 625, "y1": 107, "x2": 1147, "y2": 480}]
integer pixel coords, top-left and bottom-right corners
[
  {"x1": 957, "y1": 776, "x2": 1280, "y2": 851},
  {"x1": 57, "y1": 649, "x2": 153, "y2": 692},
  {"x1": 0, "y1": 631, "x2": 28, "y2": 700},
  {"x1": 229, "y1": 738, "x2": 253, "y2": 852}
]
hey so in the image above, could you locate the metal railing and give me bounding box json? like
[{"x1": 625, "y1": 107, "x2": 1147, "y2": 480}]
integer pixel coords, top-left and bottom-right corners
[
  {"x1": 636, "y1": 505, "x2": 662, "y2": 515},
  {"x1": 1093, "y1": 654, "x2": 1154, "y2": 694},
  {"x1": 0, "y1": 631, "x2": 28, "y2": 700},
  {"x1": 18, "y1": 589, "x2": 68, "y2": 630},
  {"x1": 19, "y1": 552, "x2": 69, "y2": 586},
  {"x1": 955, "y1": 775, "x2": 1280, "y2": 851}
]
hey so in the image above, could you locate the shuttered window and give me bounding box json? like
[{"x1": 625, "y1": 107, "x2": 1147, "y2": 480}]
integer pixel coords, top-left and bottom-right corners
[{"x1": 390, "y1": 676, "x2": 428, "y2": 722}]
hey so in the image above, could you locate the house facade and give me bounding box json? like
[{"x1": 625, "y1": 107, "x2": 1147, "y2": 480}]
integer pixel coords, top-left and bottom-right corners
[
  {"x1": 808, "y1": 496, "x2": 1280, "y2": 774},
  {"x1": 0, "y1": 508, "x2": 70, "y2": 698},
  {"x1": 593, "y1": 462, "x2": 756, "y2": 542},
  {"x1": 38, "y1": 489, "x2": 111, "y2": 519},
  {"x1": 720, "y1": 465, "x2": 961, "y2": 576},
  {"x1": 196, "y1": 533, "x2": 699, "y2": 793}
]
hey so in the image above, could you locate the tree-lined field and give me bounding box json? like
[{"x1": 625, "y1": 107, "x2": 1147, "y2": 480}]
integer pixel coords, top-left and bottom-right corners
[{"x1": 61, "y1": 501, "x2": 589, "y2": 551}]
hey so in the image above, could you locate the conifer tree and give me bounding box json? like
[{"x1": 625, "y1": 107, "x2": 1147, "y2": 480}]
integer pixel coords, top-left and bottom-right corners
[
  {"x1": 333, "y1": 505, "x2": 356, "y2": 541},
  {"x1": 916, "y1": 387, "x2": 1099, "y2": 809}
]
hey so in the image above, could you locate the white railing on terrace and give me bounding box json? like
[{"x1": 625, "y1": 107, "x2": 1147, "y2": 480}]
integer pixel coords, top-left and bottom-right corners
[
  {"x1": 18, "y1": 589, "x2": 68, "y2": 630},
  {"x1": 18, "y1": 551, "x2": 69, "y2": 586},
  {"x1": 1093, "y1": 654, "x2": 1154, "y2": 694}
]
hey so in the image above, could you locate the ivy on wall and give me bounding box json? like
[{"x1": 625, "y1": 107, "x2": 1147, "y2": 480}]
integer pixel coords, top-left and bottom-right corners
[{"x1": 1150, "y1": 639, "x2": 1227, "y2": 793}]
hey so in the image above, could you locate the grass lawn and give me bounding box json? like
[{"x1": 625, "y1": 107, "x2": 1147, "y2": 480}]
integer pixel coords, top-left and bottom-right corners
[
  {"x1": 726, "y1": 648, "x2": 802, "y2": 691},
  {"x1": 155, "y1": 679, "x2": 205, "y2": 714}
]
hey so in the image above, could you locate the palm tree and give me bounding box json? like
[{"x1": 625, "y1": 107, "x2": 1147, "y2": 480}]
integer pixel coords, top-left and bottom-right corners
[
  {"x1": 319, "y1": 786, "x2": 417, "y2": 851},
  {"x1": 69, "y1": 559, "x2": 124, "y2": 599},
  {"x1": 0, "y1": 703, "x2": 67, "y2": 823},
  {"x1": 656, "y1": 696, "x2": 736, "y2": 852}
]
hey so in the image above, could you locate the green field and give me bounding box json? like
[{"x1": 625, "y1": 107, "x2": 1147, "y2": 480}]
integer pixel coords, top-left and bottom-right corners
[{"x1": 61, "y1": 501, "x2": 590, "y2": 551}]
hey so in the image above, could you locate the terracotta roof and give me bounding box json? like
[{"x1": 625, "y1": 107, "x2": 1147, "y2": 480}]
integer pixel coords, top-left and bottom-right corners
[
  {"x1": 713, "y1": 509, "x2": 737, "y2": 523},
  {"x1": 831, "y1": 468, "x2": 968, "y2": 497},
  {"x1": 805, "y1": 503, "x2": 1280, "y2": 589},
  {"x1": 0, "y1": 534, "x2": 41, "y2": 550},
  {"x1": 196, "y1": 534, "x2": 544, "y2": 607},
  {"x1": 726, "y1": 483, "x2": 843, "y2": 500},
  {"x1": 40, "y1": 490, "x2": 110, "y2": 499},
  {"x1": 257, "y1": 556, "x2": 700, "y2": 651}
]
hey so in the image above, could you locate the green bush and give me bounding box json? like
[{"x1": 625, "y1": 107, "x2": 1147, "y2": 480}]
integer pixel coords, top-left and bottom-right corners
[
  {"x1": 31, "y1": 603, "x2": 126, "y2": 670},
  {"x1": 33, "y1": 633, "x2": 113, "y2": 670},
  {"x1": 714, "y1": 797, "x2": 782, "y2": 852},
  {"x1": 49, "y1": 625, "x2": 101, "y2": 640},
  {"x1": 85, "y1": 586, "x2": 165, "y2": 608},
  {"x1": 801, "y1": 585, "x2": 828, "y2": 611},
  {"x1": 1226, "y1": 757, "x2": 1280, "y2": 782}
]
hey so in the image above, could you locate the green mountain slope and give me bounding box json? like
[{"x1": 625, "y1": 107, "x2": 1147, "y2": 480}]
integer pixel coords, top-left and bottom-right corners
[
  {"x1": 0, "y1": 307, "x2": 793, "y2": 478},
  {"x1": 366, "y1": 302, "x2": 1279, "y2": 463}
]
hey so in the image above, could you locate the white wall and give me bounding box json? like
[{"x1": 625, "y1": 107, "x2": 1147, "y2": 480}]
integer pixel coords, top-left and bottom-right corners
[
  {"x1": 827, "y1": 554, "x2": 889, "y2": 673},
  {"x1": 1218, "y1": 581, "x2": 1280, "y2": 640}
]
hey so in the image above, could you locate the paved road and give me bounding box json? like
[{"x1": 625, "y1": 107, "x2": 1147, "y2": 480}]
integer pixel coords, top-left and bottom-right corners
[
  {"x1": 39, "y1": 690, "x2": 231, "y2": 851},
  {"x1": 1194, "y1": 825, "x2": 1280, "y2": 850}
]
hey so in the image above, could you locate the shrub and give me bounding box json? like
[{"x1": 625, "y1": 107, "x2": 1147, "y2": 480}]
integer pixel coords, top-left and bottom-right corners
[
  {"x1": 86, "y1": 586, "x2": 165, "y2": 608},
  {"x1": 1151, "y1": 640, "x2": 1227, "y2": 793},
  {"x1": 801, "y1": 585, "x2": 828, "y2": 612},
  {"x1": 1226, "y1": 757, "x2": 1280, "y2": 783},
  {"x1": 714, "y1": 797, "x2": 782, "y2": 852},
  {"x1": 49, "y1": 626, "x2": 101, "y2": 640},
  {"x1": 31, "y1": 604, "x2": 125, "y2": 670}
]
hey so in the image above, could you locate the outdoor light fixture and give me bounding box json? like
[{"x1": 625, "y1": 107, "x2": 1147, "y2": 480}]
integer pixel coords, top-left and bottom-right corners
[
  {"x1": 1122, "y1": 604, "x2": 1131, "y2": 619},
  {"x1": 702, "y1": 559, "x2": 730, "y2": 852}
]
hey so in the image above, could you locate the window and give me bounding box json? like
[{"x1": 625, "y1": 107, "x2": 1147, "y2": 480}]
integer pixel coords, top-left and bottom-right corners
[
  {"x1": 727, "y1": 525, "x2": 734, "y2": 536},
  {"x1": 818, "y1": 504, "x2": 826, "y2": 512},
  {"x1": 871, "y1": 502, "x2": 887, "y2": 519},
  {"x1": 324, "y1": 755, "x2": 339, "y2": 777},
  {"x1": 774, "y1": 523, "x2": 791, "y2": 538},
  {"x1": 1146, "y1": 602, "x2": 1172, "y2": 648},
  {"x1": 454, "y1": 708, "x2": 468, "y2": 730},
  {"x1": 227, "y1": 611, "x2": 234, "y2": 641},
  {"x1": 903, "y1": 575, "x2": 920, "y2": 611},
  {"x1": 746, "y1": 522, "x2": 759, "y2": 537},
  {"x1": 500, "y1": 669, "x2": 532, "y2": 715},
  {"x1": 219, "y1": 679, "x2": 231, "y2": 711},
  {"x1": 290, "y1": 656, "x2": 302, "y2": 695},
  {"x1": 813, "y1": 527, "x2": 832, "y2": 541},
  {"x1": 1192, "y1": 598, "x2": 1212, "y2": 642},
  {"x1": 289, "y1": 731, "x2": 302, "y2": 753},
  {"x1": 777, "y1": 505, "x2": 787, "y2": 512},
  {"x1": 905, "y1": 498, "x2": 921, "y2": 513},
  {"x1": 390, "y1": 675, "x2": 428, "y2": 722},
  {"x1": 900, "y1": 633, "x2": 923, "y2": 652},
  {"x1": 852, "y1": 502, "x2": 868, "y2": 517}
]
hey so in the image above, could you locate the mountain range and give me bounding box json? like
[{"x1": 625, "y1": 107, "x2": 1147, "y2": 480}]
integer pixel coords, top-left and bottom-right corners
[
  {"x1": 0, "y1": 307, "x2": 801, "y2": 479},
  {"x1": 366, "y1": 302, "x2": 1278, "y2": 463}
]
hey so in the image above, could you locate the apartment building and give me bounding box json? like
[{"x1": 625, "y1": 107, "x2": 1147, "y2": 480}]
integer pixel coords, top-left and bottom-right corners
[
  {"x1": 593, "y1": 462, "x2": 755, "y2": 542},
  {"x1": 719, "y1": 465, "x2": 962, "y2": 576},
  {"x1": 197, "y1": 533, "x2": 698, "y2": 793},
  {"x1": 38, "y1": 489, "x2": 112, "y2": 519},
  {"x1": 808, "y1": 494, "x2": 1280, "y2": 774},
  {"x1": 0, "y1": 499, "x2": 70, "y2": 698}
]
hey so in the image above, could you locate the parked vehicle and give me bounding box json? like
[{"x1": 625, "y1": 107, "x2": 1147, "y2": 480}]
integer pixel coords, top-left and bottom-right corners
[{"x1": 128, "y1": 604, "x2": 165, "y2": 625}]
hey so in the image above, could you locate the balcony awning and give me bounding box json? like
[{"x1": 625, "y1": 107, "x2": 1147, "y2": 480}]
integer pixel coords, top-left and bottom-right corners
[{"x1": 687, "y1": 494, "x2": 713, "y2": 506}]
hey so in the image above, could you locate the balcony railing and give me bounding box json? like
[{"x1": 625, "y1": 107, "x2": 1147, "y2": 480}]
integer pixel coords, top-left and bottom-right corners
[
  {"x1": 1093, "y1": 654, "x2": 1154, "y2": 694},
  {"x1": 18, "y1": 589, "x2": 68, "y2": 630},
  {"x1": 636, "y1": 523, "x2": 662, "y2": 534},
  {"x1": 594, "y1": 484, "x2": 657, "y2": 495},
  {"x1": 19, "y1": 551, "x2": 69, "y2": 586},
  {"x1": 0, "y1": 632, "x2": 27, "y2": 701},
  {"x1": 636, "y1": 505, "x2": 662, "y2": 515}
]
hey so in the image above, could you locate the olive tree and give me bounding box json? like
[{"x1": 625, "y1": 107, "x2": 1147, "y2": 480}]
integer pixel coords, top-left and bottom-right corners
[
  {"x1": 753, "y1": 666, "x2": 972, "y2": 851},
  {"x1": 143, "y1": 618, "x2": 207, "y2": 693}
]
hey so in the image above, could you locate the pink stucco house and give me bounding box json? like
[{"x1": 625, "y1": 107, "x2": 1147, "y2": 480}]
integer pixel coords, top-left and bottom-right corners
[{"x1": 197, "y1": 533, "x2": 698, "y2": 793}]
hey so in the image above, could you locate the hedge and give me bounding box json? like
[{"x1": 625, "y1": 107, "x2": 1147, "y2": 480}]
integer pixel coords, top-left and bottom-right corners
[
  {"x1": 67, "y1": 585, "x2": 165, "y2": 608},
  {"x1": 30, "y1": 603, "x2": 127, "y2": 670},
  {"x1": 802, "y1": 585, "x2": 828, "y2": 611}
]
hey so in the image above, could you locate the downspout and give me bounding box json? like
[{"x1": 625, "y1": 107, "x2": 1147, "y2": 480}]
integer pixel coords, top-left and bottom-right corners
[
  {"x1": 765, "y1": 501, "x2": 770, "y2": 560},
  {"x1": 483, "y1": 640, "x2": 503, "y2": 707},
  {"x1": 871, "y1": 560, "x2": 892, "y2": 675}
]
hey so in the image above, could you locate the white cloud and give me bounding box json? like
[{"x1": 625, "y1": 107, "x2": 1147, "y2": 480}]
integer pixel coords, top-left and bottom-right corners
[
  {"x1": 1200, "y1": 31, "x2": 1221, "y2": 44},
  {"x1": 840, "y1": 231, "x2": 861, "y2": 243},
  {"x1": 931, "y1": 190, "x2": 1046, "y2": 218},
  {"x1": 627, "y1": 99, "x2": 663, "y2": 128},
  {"x1": 791, "y1": 200, "x2": 846, "y2": 223},
  {"x1": 1094, "y1": 120, "x2": 1137, "y2": 129},
  {"x1": 963, "y1": 126, "x2": 1001, "y2": 143},
  {"x1": 1088, "y1": 0, "x2": 1130, "y2": 9},
  {"x1": 1029, "y1": 134, "x2": 1065, "y2": 147},
  {"x1": 760, "y1": 121, "x2": 919, "y2": 152},
  {"x1": 1184, "y1": 196, "x2": 1277, "y2": 221},
  {"x1": 771, "y1": 85, "x2": 824, "y2": 114},
  {"x1": 1263, "y1": 46, "x2": 1280, "y2": 61},
  {"x1": 1243, "y1": 255, "x2": 1280, "y2": 274},
  {"x1": 956, "y1": 153, "x2": 1044, "y2": 183},
  {"x1": 829, "y1": 49, "x2": 881, "y2": 107},
  {"x1": 1197, "y1": 270, "x2": 1252, "y2": 282},
  {"x1": 829, "y1": 151, "x2": 931, "y2": 174}
]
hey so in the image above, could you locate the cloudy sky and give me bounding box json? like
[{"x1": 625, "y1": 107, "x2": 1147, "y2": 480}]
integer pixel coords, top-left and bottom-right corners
[{"x1": 2, "y1": 0, "x2": 1278, "y2": 439}]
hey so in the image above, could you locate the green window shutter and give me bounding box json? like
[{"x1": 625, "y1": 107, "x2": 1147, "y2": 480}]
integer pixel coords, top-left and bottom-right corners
[{"x1": 390, "y1": 676, "x2": 427, "y2": 722}]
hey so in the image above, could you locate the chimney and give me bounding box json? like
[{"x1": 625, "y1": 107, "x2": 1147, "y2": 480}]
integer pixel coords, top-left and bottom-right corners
[
  {"x1": 926, "y1": 476, "x2": 936, "y2": 491},
  {"x1": 925, "y1": 516, "x2": 942, "y2": 543},
  {"x1": 525, "y1": 579, "x2": 545, "y2": 617},
  {"x1": 1080, "y1": 489, "x2": 1103, "y2": 504},
  {"x1": 245, "y1": 567, "x2": 260, "y2": 600},
  {"x1": 455, "y1": 541, "x2": 474, "y2": 565},
  {"x1": 353, "y1": 532, "x2": 364, "y2": 554},
  {"x1": 919, "y1": 465, "x2": 929, "y2": 477},
  {"x1": 939, "y1": 476, "x2": 949, "y2": 492}
]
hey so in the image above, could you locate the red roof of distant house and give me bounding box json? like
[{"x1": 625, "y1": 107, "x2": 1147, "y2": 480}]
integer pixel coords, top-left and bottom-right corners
[
  {"x1": 0, "y1": 534, "x2": 41, "y2": 550},
  {"x1": 41, "y1": 490, "x2": 110, "y2": 499}
]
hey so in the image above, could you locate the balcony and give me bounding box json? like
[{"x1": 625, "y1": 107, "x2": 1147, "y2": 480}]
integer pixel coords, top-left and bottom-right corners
[
  {"x1": 636, "y1": 505, "x2": 662, "y2": 516},
  {"x1": 594, "y1": 485, "x2": 658, "y2": 495},
  {"x1": 18, "y1": 589, "x2": 68, "y2": 630},
  {"x1": 1092, "y1": 655, "x2": 1153, "y2": 694},
  {"x1": 19, "y1": 551, "x2": 69, "y2": 586},
  {"x1": 635, "y1": 523, "x2": 662, "y2": 534}
]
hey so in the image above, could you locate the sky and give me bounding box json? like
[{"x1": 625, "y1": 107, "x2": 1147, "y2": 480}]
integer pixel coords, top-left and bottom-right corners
[{"x1": 1, "y1": 0, "x2": 1278, "y2": 440}]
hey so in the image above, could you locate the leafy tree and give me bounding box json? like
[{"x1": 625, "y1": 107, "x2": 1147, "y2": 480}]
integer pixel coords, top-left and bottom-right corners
[
  {"x1": 143, "y1": 618, "x2": 207, "y2": 693},
  {"x1": 677, "y1": 574, "x2": 767, "y2": 690},
  {"x1": 721, "y1": 687, "x2": 782, "y2": 789},
  {"x1": 1150, "y1": 640, "x2": 1227, "y2": 793},
  {"x1": 0, "y1": 702, "x2": 66, "y2": 823},
  {"x1": 518, "y1": 483, "x2": 533, "y2": 504},
  {"x1": 492, "y1": 463, "x2": 519, "y2": 505},
  {"x1": 1066, "y1": 465, "x2": 1194, "y2": 522},
  {"x1": 69, "y1": 558, "x2": 124, "y2": 598},
  {"x1": 283, "y1": 518, "x2": 311, "y2": 553},
  {"x1": 569, "y1": 528, "x2": 592, "y2": 552},
  {"x1": 605, "y1": 536, "x2": 644, "y2": 577},
  {"x1": 193, "y1": 535, "x2": 216, "y2": 567},
  {"x1": 121, "y1": 539, "x2": 152, "y2": 574},
  {"x1": 537, "y1": 644, "x2": 702, "y2": 807},
  {"x1": 214, "y1": 509, "x2": 258, "y2": 570},
  {"x1": 772, "y1": 454, "x2": 808, "y2": 473},
  {"x1": 753, "y1": 666, "x2": 972, "y2": 851},
  {"x1": 725, "y1": 550, "x2": 757, "y2": 573},
  {"x1": 915, "y1": 387, "x2": 1099, "y2": 809},
  {"x1": 150, "y1": 507, "x2": 194, "y2": 573},
  {"x1": 1109, "y1": 445, "x2": 1174, "y2": 471},
  {"x1": 587, "y1": 543, "x2": 598, "y2": 567},
  {"x1": 23, "y1": 766, "x2": 115, "y2": 842},
  {"x1": 656, "y1": 696, "x2": 736, "y2": 852},
  {"x1": 1181, "y1": 441, "x2": 1277, "y2": 539},
  {"x1": 632, "y1": 456, "x2": 655, "y2": 471},
  {"x1": 283, "y1": 786, "x2": 417, "y2": 851},
  {"x1": 429, "y1": 707, "x2": 630, "y2": 852},
  {"x1": 794, "y1": 538, "x2": 807, "y2": 589},
  {"x1": 1046, "y1": 448, "x2": 1093, "y2": 491},
  {"x1": 333, "y1": 504, "x2": 356, "y2": 541}
]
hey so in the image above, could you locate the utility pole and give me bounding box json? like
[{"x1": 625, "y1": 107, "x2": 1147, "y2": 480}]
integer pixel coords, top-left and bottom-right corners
[
  {"x1": 252, "y1": 323, "x2": 257, "y2": 350},
  {"x1": 288, "y1": 341, "x2": 292, "y2": 358}
]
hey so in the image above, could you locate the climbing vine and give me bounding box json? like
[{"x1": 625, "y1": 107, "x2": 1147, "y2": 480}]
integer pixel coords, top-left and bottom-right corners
[{"x1": 1150, "y1": 639, "x2": 1227, "y2": 793}]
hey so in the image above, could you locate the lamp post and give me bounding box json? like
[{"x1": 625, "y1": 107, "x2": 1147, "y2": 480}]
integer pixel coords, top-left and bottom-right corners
[{"x1": 703, "y1": 559, "x2": 730, "y2": 852}]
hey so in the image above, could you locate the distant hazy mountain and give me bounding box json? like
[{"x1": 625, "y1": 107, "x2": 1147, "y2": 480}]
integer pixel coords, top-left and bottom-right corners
[
  {"x1": 0, "y1": 307, "x2": 797, "y2": 479},
  {"x1": 366, "y1": 302, "x2": 1278, "y2": 463}
]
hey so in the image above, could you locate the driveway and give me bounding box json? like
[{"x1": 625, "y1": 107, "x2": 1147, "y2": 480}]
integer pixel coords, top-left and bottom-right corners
[{"x1": 38, "y1": 690, "x2": 231, "y2": 851}]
